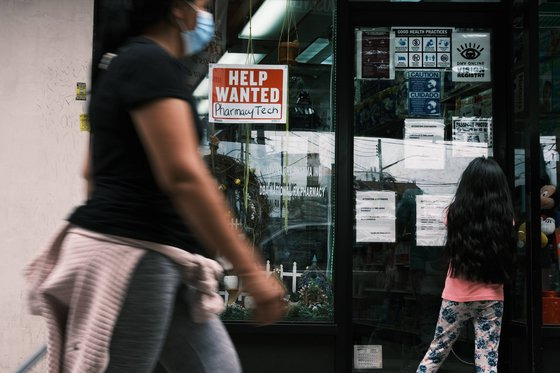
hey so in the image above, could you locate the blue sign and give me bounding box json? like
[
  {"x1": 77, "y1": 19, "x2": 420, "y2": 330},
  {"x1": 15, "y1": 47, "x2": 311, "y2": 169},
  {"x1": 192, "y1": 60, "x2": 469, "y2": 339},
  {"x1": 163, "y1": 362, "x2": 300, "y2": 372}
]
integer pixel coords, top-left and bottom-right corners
[{"x1": 407, "y1": 70, "x2": 441, "y2": 116}]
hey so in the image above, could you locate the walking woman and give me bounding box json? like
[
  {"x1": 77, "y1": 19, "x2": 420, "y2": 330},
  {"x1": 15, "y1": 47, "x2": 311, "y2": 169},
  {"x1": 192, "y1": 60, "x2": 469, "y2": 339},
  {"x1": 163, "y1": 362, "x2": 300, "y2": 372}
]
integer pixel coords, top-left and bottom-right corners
[
  {"x1": 417, "y1": 157, "x2": 515, "y2": 373},
  {"x1": 25, "y1": 0, "x2": 286, "y2": 372}
]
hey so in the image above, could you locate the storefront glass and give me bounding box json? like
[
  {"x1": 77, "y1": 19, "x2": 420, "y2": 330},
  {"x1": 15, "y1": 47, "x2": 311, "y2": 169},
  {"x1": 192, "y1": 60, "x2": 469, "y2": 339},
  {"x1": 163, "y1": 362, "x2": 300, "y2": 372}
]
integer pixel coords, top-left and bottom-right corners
[
  {"x1": 348, "y1": 1, "x2": 500, "y2": 3},
  {"x1": 538, "y1": 0, "x2": 560, "y2": 326},
  {"x1": 189, "y1": 0, "x2": 336, "y2": 322},
  {"x1": 352, "y1": 26, "x2": 494, "y2": 371}
]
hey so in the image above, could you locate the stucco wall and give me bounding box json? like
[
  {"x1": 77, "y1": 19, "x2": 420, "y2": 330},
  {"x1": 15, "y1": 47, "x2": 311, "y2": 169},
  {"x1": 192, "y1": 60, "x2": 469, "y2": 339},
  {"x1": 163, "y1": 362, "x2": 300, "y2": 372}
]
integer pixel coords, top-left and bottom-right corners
[{"x1": 0, "y1": 0, "x2": 94, "y2": 370}]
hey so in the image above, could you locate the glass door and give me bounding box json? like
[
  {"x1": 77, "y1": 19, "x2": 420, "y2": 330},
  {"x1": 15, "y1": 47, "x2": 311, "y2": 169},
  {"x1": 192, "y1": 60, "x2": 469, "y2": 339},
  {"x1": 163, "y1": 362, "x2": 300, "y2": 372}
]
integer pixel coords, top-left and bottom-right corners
[{"x1": 351, "y1": 26, "x2": 496, "y2": 372}]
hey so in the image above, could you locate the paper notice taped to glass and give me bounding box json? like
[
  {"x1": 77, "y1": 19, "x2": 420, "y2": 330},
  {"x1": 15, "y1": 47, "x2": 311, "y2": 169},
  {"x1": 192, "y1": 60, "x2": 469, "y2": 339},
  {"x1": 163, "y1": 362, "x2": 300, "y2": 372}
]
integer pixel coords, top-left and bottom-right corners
[
  {"x1": 404, "y1": 119, "x2": 445, "y2": 169},
  {"x1": 416, "y1": 195, "x2": 453, "y2": 246},
  {"x1": 354, "y1": 345, "x2": 383, "y2": 370},
  {"x1": 356, "y1": 191, "x2": 396, "y2": 243}
]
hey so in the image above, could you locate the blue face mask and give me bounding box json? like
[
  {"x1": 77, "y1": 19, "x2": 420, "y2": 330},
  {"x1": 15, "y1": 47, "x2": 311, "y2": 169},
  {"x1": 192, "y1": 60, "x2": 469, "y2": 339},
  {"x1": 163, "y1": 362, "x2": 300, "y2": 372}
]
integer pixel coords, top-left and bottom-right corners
[{"x1": 181, "y1": 5, "x2": 215, "y2": 56}]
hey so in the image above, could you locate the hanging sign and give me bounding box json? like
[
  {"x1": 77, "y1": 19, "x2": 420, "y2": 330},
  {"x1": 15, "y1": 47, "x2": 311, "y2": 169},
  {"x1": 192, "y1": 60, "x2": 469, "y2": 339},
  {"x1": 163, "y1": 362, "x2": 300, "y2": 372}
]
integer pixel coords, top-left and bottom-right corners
[
  {"x1": 356, "y1": 191, "x2": 396, "y2": 243},
  {"x1": 392, "y1": 28, "x2": 452, "y2": 69},
  {"x1": 416, "y1": 195, "x2": 453, "y2": 247},
  {"x1": 209, "y1": 64, "x2": 288, "y2": 123},
  {"x1": 356, "y1": 30, "x2": 394, "y2": 80},
  {"x1": 452, "y1": 32, "x2": 491, "y2": 82},
  {"x1": 407, "y1": 70, "x2": 441, "y2": 116}
]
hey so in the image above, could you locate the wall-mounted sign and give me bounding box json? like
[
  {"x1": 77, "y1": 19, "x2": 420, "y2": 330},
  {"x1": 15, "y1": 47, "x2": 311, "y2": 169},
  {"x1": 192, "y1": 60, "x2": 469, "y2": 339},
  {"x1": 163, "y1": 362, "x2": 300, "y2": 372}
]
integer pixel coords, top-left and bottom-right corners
[
  {"x1": 407, "y1": 70, "x2": 441, "y2": 116},
  {"x1": 209, "y1": 64, "x2": 288, "y2": 123},
  {"x1": 76, "y1": 82, "x2": 87, "y2": 101},
  {"x1": 452, "y1": 32, "x2": 491, "y2": 82},
  {"x1": 393, "y1": 28, "x2": 452, "y2": 69},
  {"x1": 356, "y1": 191, "x2": 396, "y2": 243},
  {"x1": 356, "y1": 30, "x2": 394, "y2": 80},
  {"x1": 79, "y1": 114, "x2": 90, "y2": 132}
]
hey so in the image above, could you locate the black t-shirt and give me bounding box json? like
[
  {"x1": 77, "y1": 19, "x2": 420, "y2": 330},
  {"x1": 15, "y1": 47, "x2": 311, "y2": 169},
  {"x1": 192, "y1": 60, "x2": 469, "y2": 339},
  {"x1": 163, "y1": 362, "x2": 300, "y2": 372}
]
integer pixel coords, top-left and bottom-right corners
[{"x1": 68, "y1": 37, "x2": 206, "y2": 255}]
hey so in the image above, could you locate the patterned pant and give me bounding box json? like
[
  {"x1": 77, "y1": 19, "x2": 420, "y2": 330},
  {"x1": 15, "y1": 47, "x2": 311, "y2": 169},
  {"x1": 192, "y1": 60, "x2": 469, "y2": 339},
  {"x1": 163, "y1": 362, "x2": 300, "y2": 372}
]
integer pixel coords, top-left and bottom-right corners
[{"x1": 417, "y1": 299, "x2": 503, "y2": 373}]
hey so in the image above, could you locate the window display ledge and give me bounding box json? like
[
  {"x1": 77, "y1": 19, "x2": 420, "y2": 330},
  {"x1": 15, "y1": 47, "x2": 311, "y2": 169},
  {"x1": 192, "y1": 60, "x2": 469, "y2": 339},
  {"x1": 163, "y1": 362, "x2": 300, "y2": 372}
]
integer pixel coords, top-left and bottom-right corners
[
  {"x1": 225, "y1": 322, "x2": 338, "y2": 335},
  {"x1": 543, "y1": 325, "x2": 560, "y2": 338}
]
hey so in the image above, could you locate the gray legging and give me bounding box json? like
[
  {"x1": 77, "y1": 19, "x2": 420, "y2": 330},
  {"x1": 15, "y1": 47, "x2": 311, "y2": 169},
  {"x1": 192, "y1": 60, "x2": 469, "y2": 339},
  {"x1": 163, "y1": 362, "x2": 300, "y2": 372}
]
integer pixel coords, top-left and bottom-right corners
[{"x1": 105, "y1": 251, "x2": 241, "y2": 372}]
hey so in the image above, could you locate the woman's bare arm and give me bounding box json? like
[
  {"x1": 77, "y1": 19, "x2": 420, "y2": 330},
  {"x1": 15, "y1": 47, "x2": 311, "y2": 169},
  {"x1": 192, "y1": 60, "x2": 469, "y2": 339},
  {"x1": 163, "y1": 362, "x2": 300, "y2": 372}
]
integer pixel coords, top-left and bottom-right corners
[{"x1": 131, "y1": 98, "x2": 285, "y2": 324}]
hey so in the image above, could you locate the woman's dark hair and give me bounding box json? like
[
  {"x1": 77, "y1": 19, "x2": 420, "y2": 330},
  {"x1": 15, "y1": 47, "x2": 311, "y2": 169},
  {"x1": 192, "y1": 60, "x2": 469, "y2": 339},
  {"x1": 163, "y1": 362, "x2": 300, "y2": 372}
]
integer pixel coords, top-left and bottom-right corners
[
  {"x1": 445, "y1": 157, "x2": 515, "y2": 284},
  {"x1": 92, "y1": 0, "x2": 178, "y2": 87}
]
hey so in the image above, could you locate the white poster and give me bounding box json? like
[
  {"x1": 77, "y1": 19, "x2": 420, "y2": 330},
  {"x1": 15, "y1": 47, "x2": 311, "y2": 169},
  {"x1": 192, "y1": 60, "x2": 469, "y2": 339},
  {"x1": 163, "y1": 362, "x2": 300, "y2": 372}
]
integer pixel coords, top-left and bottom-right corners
[
  {"x1": 354, "y1": 345, "x2": 383, "y2": 370},
  {"x1": 356, "y1": 191, "x2": 396, "y2": 243},
  {"x1": 416, "y1": 195, "x2": 453, "y2": 247},
  {"x1": 452, "y1": 117, "x2": 493, "y2": 157},
  {"x1": 404, "y1": 118, "x2": 444, "y2": 141},
  {"x1": 404, "y1": 119, "x2": 445, "y2": 169},
  {"x1": 452, "y1": 32, "x2": 491, "y2": 82}
]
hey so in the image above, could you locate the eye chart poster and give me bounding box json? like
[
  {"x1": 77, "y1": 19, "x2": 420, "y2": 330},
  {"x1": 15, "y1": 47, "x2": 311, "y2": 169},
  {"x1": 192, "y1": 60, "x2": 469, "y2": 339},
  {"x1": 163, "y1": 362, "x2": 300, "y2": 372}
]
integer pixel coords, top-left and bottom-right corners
[{"x1": 452, "y1": 32, "x2": 491, "y2": 82}]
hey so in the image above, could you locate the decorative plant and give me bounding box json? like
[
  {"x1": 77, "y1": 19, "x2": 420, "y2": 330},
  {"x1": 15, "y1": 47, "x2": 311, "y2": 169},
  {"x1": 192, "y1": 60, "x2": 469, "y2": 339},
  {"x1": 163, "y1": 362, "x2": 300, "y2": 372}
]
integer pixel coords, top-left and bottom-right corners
[{"x1": 220, "y1": 303, "x2": 250, "y2": 321}]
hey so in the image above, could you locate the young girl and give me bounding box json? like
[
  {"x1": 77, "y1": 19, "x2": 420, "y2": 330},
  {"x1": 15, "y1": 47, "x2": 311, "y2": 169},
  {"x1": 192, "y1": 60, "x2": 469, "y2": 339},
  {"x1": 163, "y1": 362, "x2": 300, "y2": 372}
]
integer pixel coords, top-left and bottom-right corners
[{"x1": 417, "y1": 157, "x2": 515, "y2": 373}]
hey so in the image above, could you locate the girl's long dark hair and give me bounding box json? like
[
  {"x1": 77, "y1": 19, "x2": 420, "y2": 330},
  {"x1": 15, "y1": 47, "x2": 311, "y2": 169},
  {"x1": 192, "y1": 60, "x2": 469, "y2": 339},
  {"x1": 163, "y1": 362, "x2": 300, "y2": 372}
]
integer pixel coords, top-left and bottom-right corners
[
  {"x1": 445, "y1": 157, "x2": 515, "y2": 284},
  {"x1": 91, "y1": 0, "x2": 176, "y2": 88}
]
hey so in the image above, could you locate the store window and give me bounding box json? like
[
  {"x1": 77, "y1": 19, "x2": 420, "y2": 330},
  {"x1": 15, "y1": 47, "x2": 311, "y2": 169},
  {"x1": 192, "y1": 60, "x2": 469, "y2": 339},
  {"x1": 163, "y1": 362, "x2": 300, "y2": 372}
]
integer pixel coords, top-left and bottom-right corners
[
  {"x1": 188, "y1": 0, "x2": 336, "y2": 322},
  {"x1": 352, "y1": 26, "x2": 494, "y2": 371},
  {"x1": 348, "y1": 1, "x2": 500, "y2": 3},
  {"x1": 538, "y1": 0, "x2": 560, "y2": 326}
]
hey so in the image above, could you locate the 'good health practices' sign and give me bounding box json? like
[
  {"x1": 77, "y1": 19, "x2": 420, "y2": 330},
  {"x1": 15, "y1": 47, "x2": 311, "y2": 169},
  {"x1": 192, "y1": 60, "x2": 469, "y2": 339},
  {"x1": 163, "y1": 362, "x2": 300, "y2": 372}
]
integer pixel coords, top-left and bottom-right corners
[{"x1": 209, "y1": 64, "x2": 288, "y2": 123}]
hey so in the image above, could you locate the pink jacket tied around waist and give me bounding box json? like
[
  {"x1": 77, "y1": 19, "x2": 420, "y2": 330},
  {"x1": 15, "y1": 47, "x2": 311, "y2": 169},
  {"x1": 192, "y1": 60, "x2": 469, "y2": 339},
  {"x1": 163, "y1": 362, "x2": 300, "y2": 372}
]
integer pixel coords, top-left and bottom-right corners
[{"x1": 24, "y1": 224, "x2": 224, "y2": 373}]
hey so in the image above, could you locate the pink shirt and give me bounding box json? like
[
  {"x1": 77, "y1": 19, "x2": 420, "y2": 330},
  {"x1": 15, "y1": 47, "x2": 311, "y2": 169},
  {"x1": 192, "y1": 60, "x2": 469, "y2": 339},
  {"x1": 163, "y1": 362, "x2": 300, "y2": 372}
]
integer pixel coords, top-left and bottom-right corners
[
  {"x1": 440, "y1": 215, "x2": 509, "y2": 302},
  {"x1": 442, "y1": 268, "x2": 504, "y2": 302}
]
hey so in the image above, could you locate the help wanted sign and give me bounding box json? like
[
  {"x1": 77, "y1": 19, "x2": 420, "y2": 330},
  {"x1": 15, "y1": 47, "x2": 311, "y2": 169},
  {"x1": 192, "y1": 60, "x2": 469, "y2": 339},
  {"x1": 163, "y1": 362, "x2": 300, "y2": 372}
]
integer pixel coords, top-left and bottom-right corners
[{"x1": 209, "y1": 65, "x2": 288, "y2": 123}]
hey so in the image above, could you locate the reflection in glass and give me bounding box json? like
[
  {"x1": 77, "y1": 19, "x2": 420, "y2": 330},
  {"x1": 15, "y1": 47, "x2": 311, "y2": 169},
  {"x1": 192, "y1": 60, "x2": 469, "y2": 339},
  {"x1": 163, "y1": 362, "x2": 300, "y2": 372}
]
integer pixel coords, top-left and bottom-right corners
[
  {"x1": 353, "y1": 27, "x2": 493, "y2": 371},
  {"x1": 192, "y1": 0, "x2": 336, "y2": 322},
  {"x1": 538, "y1": 0, "x2": 560, "y2": 326}
]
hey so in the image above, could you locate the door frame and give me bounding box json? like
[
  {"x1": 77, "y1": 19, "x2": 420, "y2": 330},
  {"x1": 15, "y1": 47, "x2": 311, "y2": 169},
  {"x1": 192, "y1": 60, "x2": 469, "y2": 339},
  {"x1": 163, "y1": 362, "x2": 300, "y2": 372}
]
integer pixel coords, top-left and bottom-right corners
[{"x1": 334, "y1": 2, "x2": 513, "y2": 372}]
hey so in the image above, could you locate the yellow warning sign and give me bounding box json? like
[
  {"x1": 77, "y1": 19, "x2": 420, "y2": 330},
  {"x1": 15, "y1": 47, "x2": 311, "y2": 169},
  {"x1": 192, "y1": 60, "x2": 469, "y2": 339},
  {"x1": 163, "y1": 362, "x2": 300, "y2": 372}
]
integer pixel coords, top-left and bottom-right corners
[{"x1": 80, "y1": 114, "x2": 90, "y2": 132}]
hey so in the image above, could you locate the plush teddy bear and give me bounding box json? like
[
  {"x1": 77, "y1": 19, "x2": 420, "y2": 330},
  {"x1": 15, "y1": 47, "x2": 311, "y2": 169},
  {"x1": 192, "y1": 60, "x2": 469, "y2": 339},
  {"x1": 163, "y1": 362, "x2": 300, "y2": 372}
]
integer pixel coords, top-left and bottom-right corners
[{"x1": 518, "y1": 222, "x2": 548, "y2": 249}]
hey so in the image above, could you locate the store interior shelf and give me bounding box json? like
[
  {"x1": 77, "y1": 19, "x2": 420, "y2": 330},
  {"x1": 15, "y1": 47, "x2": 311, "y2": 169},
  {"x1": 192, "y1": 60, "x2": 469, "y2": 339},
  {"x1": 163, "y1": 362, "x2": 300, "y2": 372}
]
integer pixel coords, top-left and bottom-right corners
[{"x1": 441, "y1": 82, "x2": 492, "y2": 103}]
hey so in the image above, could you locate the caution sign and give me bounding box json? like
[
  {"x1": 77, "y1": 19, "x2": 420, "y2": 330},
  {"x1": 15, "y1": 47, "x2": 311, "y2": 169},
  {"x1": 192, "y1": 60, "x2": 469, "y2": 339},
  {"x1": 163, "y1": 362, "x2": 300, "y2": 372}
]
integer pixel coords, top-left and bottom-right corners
[
  {"x1": 452, "y1": 33, "x2": 491, "y2": 82},
  {"x1": 407, "y1": 70, "x2": 441, "y2": 116},
  {"x1": 209, "y1": 64, "x2": 288, "y2": 123}
]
